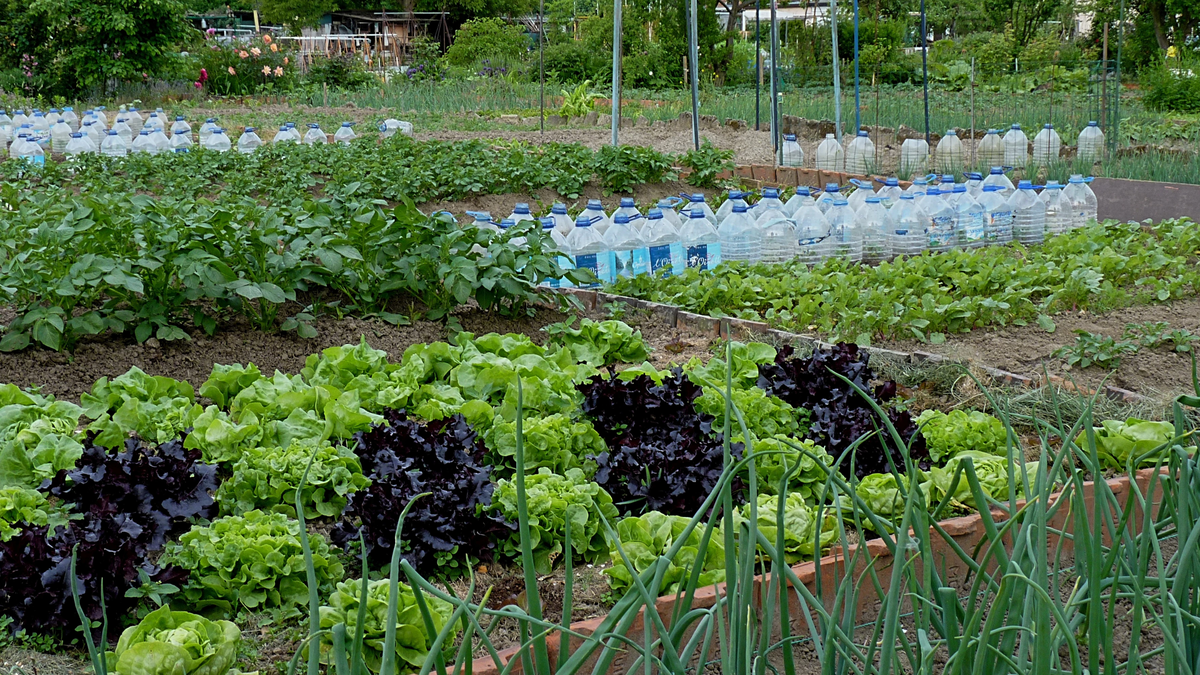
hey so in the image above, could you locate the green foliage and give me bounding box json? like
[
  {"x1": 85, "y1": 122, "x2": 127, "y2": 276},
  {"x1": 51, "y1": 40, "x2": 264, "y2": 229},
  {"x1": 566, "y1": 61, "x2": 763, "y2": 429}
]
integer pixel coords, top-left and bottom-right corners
[
  {"x1": 1055, "y1": 330, "x2": 1139, "y2": 370},
  {"x1": 854, "y1": 473, "x2": 925, "y2": 528},
  {"x1": 0, "y1": 486, "x2": 68, "y2": 541},
  {"x1": 542, "y1": 318, "x2": 649, "y2": 367},
  {"x1": 1142, "y1": 62, "x2": 1200, "y2": 113},
  {"x1": 444, "y1": 18, "x2": 529, "y2": 69},
  {"x1": 483, "y1": 413, "x2": 603, "y2": 478},
  {"x1": 684, "y1": 341, "x2": 777, "y2": 390},
  {"x1": 735, "y1": 492, "x2": 838, "y2": 563},
  {"x1": 604, "y1": 510, "x2": 725, "y2": 595},
  {"x1": 542, "y1": 40, "x2": 605, "y2": 84},
  {"x1": 196, "y1": 34, "x2": 298, "y2": 96},
  {"x1": 81, "y1": 368, "x2": 201, "y2": 449},
  {"x1": 557, "y1": 80, "x2": 598, "y2": 118},
  {"x1": 215, "y1": 441, "x2": 370, "y2": 519},
  {"x1": 693, "y1": 388, "x2": 803, "y2": 441},
  {"x1": 1125, "y1": 321, "x2": 1199, "y2": 352},
  {"x1": 108, "y1": 606, "x2": 240, "y2": 675},
  {"x1": 753, "y1": 436, "x2": 833, "y2": 504},
  {"x1": 258, "y1": 0, "x2": 334, "y2": 30},
  {"x1": 162, "y1": 510, "x2": 344, "y2": 619},
  {"x1": 486, "y1": 467, "x2": 618, "y2": 574},
  {"x1": 317, "y1": 578, "x2": 459, "y2": 673},
  {"x1": 306, "y1": 53, "x2": 377, "y2": 91},
  {"x1": 915, "y1": 409, "x2": 1008, "y2": 464},
  {"x1": 0, "y1": 384, "x2": 84, "y2": 488},
  {"x1": 1076, "y1": 417, "x2": 1194, "y2": 469},
  {"x1": 593, "y1": 145, "x2": 677, "y2": 194},
  {"x1": 927, "y1": 450, "x2": 1035, "y2": 509},
  {"x1": 680, "y1": 141, "x2": 735, "y2": 189}
]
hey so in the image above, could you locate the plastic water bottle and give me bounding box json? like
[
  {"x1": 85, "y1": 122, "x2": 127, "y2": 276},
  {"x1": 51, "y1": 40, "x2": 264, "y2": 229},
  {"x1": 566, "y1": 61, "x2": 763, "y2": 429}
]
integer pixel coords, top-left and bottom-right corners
[
  {"x1": 583, "y1": 199, "x2": 613, "y2": 236},
  {"x1": 1032, "y1": 124, "x2": 1062, "y2": 165},
  {"x1": 112, "y1": 118, "x2": 133, "y2": 145},
  {"x1": 170, "y1": 116, "x2": 191, "y2": 139},
  {"x1": 378, "y1": 119, "x2": 413, "y2": 138},
  {"x1": 605, "y1": 213, "x2": 650, "y2": 279},
  {"x1": 65, "y1": 132, "x2": 93, "y2": 157},
  {"x1": 126, "y1": 107, "x2": 143, "y2": 134},
  {"x1": 273, "y1": 125, "x2": 292, "y2": 145},
  {"x1": 550, "y1": 203, "x2": 573, "y2": 236},
  {"x1": 1009, "y1": 180, "x2": 1045, "y2": 246},
  {"x1": 13, "y1": 134, "x2": 44, "y2": 166},
  {"x1": 935, "y1": 129, "x2": 964, "y2": 173},
  {"x1": 781, "y1": 134, "x2": 804, "y2": 167},
  {"x1": 539, "y1": 219, "x2": 566, "y2": 289},
  {"x1": 171, "y1": 130, "x2": 193, "y2": 153},
  {"x1": 715, "y1": 190, "x2": 748, "y2": 224},
  {"x1": 684, "y1": 193, "x2": 717, "y2": 223},
  {"x1": 204, "y1": 128, "x2": 232, "y2": 153},
  {"x1": 755, "y1": 188, "x2": 788, "y2": 226},
  {"x1": 718, "y1": 203, "x2": 762, "y2": 263},
  {"x1": 11, "y1": 109, "x2": 29, "y2": 128},
  {"x1": 938, "y1": 175, "x2": 957, "y2": 197},
  {"x1": 963, "y1": 172, "x2": 985, "y2": 198},
  {"x1": 876, "y1": 177, "x2": 902, "y2": 209},
  {"x1": 825, "y1": 199, "x2": 860, "y2": 262},
  {"x1": 678, "y1": 207, "x2": 722, "y2": 271},
  {"x1": 793, "y1": 200, "x2": 831, "y2": 266},
  {"x1": 759, "y1": 212, "x2": 798, "y2": 264},
  {"x1": 303, "y1": 123, "x2": 328, "y2": 145},
  {"x1": 30, "y1": 112, "x2": 49, "y2": 136},
  {"x1": 817, "y1": 183, "x2": 841, "y2": 213},
  {"x1": 1004, "y1": 124, "x2": 1029, "y2": 168},
  {"x1": 82, "y1": 122, "x2": 102, "y2": 151},
  {"x1": 858, "y1": 197, "x2": 891, "y2": 264},
  {"x1": 94, "y1": 106, "x2": 110, "y2": 126},
  {"x1": 565, "y1": 215, "x2": 614, "y2": 287},
  {"x1": 816, "y1": 133, "x2": 845, "y2": 171},
  {"x1": 199, "y1": 118, "x2": 218, "y2": 145},
  {"x1": 1077, "y1": 122, "x2": 1105, "y2": 163},
  {"x1": 900, "y1": 138, "x2": 930, "y2": 175},
  {"x1": 844, "y1": 129, "x2": 876, "y2": 175},
  {"x1": 982, "y1": 166, "x2": 1015, "y2": 198},
  {"x1": 951, "y1": 185, "x2": 985, "y2": 248},
  {"x1": 62, "y1": 107, "x2": 79, "y2": 132},
  {"x1": 978, "y1": 185, "x2": 1013, "y2": 245},
  {"x1": 101, "y1": 130, "x2": 128, "y2": 157},
  {"x1": 1042, "y1": 183, "x2": 1071, "y2": 237},
  {"x1": 905, "y1": 174, "x2": 932, "y2": 197},
  {"x1": 508, "y1": 202, "x2": 537, "y2": 225},
  {"x1": 150, "y1": 128, "x2": 170, "y2": 154},
  {"x1": 889, "y1": 194, "x2": 926, "y2": 258},
  {"x1": 921, "y1": 188, "x2": 956, "y2": 253},
  {"x1": 978, "y1": 129, "x2": 1005, "y2": 168},
  {"x1": 612, "y1": 197, "x2": 642, "y2": 228},
  {"x1": 144, "y1": 112, "x2": 165, "y2": 133},
  {"x1": 643, "y1": 209, "x2": 686, "y2": 276},
  {"x1": 783, "y1": 187, "x2": 813, "y2": 217},
  {"x1": 335, "y1": 122, "x2": 357, "y2": 145},
  {"x1": 914, "y1": 185, "x2": 936, "y2": 214},
  {"x1": 131, "y1": 130, "x2": 156, "y2": 155},
  {"x1": 238, "y1": 128, "x2": 263, "y2": 154},
  {"x1": 847, "y1": 179, "x2": 874, "y2": 213},
  {"x1": 657, "y1": 198, "x2": 684, "y2": 230},
  {"x1": 50, "y1": 118, "x2": 72, "y2": 154},
  {"x1": 1063, "y1": 175, "x2": 1098, "y2": 229},
  {"x1": 467, "y1": 211, "x2": 499, "y2": 236}
]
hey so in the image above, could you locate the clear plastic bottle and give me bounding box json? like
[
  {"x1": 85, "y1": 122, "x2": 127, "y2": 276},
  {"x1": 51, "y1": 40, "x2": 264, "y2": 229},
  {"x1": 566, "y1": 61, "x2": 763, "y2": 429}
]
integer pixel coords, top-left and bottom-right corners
[
  {"x1": 612, "y1": 197, "x2": 643, "y2": 228},
  {"x1": 826, "y1": 198, "x2": 861, "y2": 262},
  {"x1": 101, "y1": 130, "x2": 129, "y2": 157},
  {"x1": 11, "y1": 109, "x2": 29, "y2": 128},
  {"x1": 643, "y1": 209, "x2": 686, "y2": 276},
  {"x1": 817, "y1": 183, "x2": 842, "y2": 213},
  {"x1": 170, "y1": 116, "x2": 192, "y2": 139},
  {"x1": 939, "y1": 175, "x2": 957, "y2": 197},
  {"x1": 755, "y1": 187, "x2": 788, "y2": 226},
  {"x1": 334, "y1": 122, "x2": 357, "y2": 145},
  {"x1": 793, "y1": 200, "x2": 831, "y2": 266},
  {"x1": 203, "y1": 128, "x2": 232, "y2": 153},
  {"x1": 783, "y1": 187, "x2": 813, "y2": 218},
  {"x1": 1009, "y1": 180, "x2": 1045, "y2": 246},
  {"x1": 237, "y1": 127, "x2": 263, "y2": 154},
  {"x1": 914, "y1": 185, "x2": 937, "y2": 214},
  {"x1": 759, "y1": 213, "x2": 798, "y2": 264},
  {"x1": 273, "y1": 125, "x2": 293, "y2": 145},
  {"x1": 815, "y1": 133, "x2": 845, "y2": 171},
  {"x1": 684, "y1": 193, "x2": 717, "y2": 222},
  {"x1": 876, "y1": 177, "x2": 902, "y2": 209},
  {"x1": 844, "y1": 129, "x2": 876, "y2": 175},
  {"x1": 1063, "y1": 175, "x2": 1098, "y2": 229},
  {"x1": 951, "y1": 185, "x2": 985, "y2": 248},
  {"x1": 857, "y1": 197, "x2": 891, "y2": 264},
  {"x1": 82, "y1": 122, "x2": 102, "y2": 151},
  {"x1": 550, "y1": 203, "x2": 573, "y2": 237},
  {"x1": 1077, "y1": 122, "x2": 1105, "y2": 163},
  {"x1": 900, "y1": 138, "x2": 930, "y2": 175},
  {"x1": 539, "y1": 219, "x2": 567, "y2": 289},
  {"x1": 847, "y1": 179, "x2": 874, "y2": 213},
  {"x1": 0, "y1": 126, "x2": 10, "y2": 158},
  {"x1": 378, "y1": 119, "x2": 413, "y2": 138},
  {"x1": 715, "y1": 190, "x2": 748, "y2": 225},
  {"x1": 921, "y1": 188, "x2": 956, "y2": 253},
  {"x1": 132, "y1": 130, "x2": 156, "y2": 155},
  {"x1": 61, "y1": 107, "x2": 79, "y2": 132},
  {"x1": 144, "y1": 112, "x2": 165, "y2": 133},
  {"x1": 30, "y1": 112, "x2": 50, "y2": 136},
  {"x1": 657, "y1": 198, "x2": 684, "y2": 230},
  {"x1": 582, "y1": 199, "x2": 613, "y2": 237},
  {"x1": 149, "y1": 128, "x2": 169, "y2": 153},
  {"x1": 977, "y1": 129, "x2": 1005, "y2": 168},
  {"x1": 935, "y1": 129, "x2": 964, "y2": 173},
  {"x1": 977, "y1": 185, "x2": 1013, "y2": 245},
  {"x1": 889, "y1": 194, "x2": 926, "y2": 258},
  {"x1": 126, "y1": 107, "x2": 144, "y2": 134},
  {"x1": 50, "y1": 118, "x2": 73, "y2": 154},
  {"x1": 565, "y1": 214, "x2": 615, "y2": 287},
  {"x1": 982, "y1": 166, "x2": 1015, "y2": 198},
  {"x1": 718, "y1": 202, "x2": 762, "y2": 263},
  {"x1": 64, "y1": 132, "x2": 93, "y2": 157},
  {"x1": 508, "y1": 202, "x2": 537, "y2": 225},
  {"x1": 904, "y1": 174, "x2": 932, "y2": 197},
  {"x1": 285, "y1": 123, "x2": 300, "y2": 142},
  {"x1": 679, "y1": 207, "x2": 722, "y2": 271},
  {"x1": 605, "y1": 213, "x2": 650, "y2": 279},
  {"x1": 1004, "y1": 124, "x2": 1029, "y2": 168},
  {"x1": 199, "y1": 118, "x2": 219, "y2": 145},
  {"x1": 964, "y1": 172, "x2": 985, "y2": 198},
  {"x1": 1032, "y1": 124, "x2": 1062, "y2": 165},
  {"x1": 781, "y1": 133, "x2": 804, "y2": 167},
  {"x1": 1042, "y1": 183, "x2": 1071, "y2": 237},
  {"x1": 303, "y1": 123, "x2": 328, "y2": 145},
  {"x1": 171, "y1": 130, "x2": 193, "y2": 153},
  {"x1": 14, "y1": 133, "x2": 45, "y2": 166},
  {"x1": 112, "y1": 118, "x2": 133, "y2": 145}
]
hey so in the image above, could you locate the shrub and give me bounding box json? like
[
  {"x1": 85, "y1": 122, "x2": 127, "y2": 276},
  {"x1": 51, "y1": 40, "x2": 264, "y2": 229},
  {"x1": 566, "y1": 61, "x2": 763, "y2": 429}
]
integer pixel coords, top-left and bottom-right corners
[
  {"x1": 543, "y1": 40, "x2": 603, "y2": 84},
  {"x1": 195, "y1": 34, "x2": 298, "y2": 96},
  {"x1": 444, "y1": 18, "x2": 530, "y2": 69},
  {"x1": 1142, "y1": 62, "x2": 1200, "y2": 113},
  {"x1": 306, "y1": 53, "x2": 377, "y2": 90}
]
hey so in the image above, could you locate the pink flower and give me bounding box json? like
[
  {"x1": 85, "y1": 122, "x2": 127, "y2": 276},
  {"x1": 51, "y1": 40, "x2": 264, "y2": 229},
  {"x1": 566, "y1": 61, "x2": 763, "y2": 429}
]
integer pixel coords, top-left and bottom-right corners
[
  {"x1": 200, "y1": 68, "x2": 208, "y2": 81},
  {"x1": 251, "y1": 47, "x2": 261, "y2": 56},
  {"x1": 274, "y1": 66, "x2": 283, "y2": 76},
  {"x1": 238, "y1": 50, "x2": 248, "y2": 59},
  {"x1": 262, "y1": 65, "x2": 271, "y2": 75},
  {"x1": 262, "y1": 34, "x2": 272, "y2": 44},
  {"x1": 194, "y1": 81, "x2": 202, "y2": 88},
  {"x1": 228, "y1": 66, "x2": 236, "y2": 75},
  {"x1": 206, "y1": 27, "x2": 216, "y2": 35},
  {"x1": 283, "y1": 57, "x2": 288, "y2": 65}
]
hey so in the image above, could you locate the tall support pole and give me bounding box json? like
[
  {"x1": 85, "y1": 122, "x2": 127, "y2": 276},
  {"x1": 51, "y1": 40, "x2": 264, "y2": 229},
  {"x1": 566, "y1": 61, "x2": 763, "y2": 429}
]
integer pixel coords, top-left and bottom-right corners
[
  {"x1": 755, "y1": 0, "x2": 761, "y2": 130},
  {"x1": 539, "y1": 0, "x2": 545, "y2": 134},
  {"x1": 769, "y1": 0, "x2": 779, "y2": 161},
  {"x1": 689, "y1": 0, "x2": 701, "y2": 149},
  {"x1": 610, "y1": 0, "x2": 622, "y2": 145},
  {"x1": 830, "y1": 0, "x2": 842, "y2": 142},
  {"x1": 852, "y1": 0, "x2": 860, "y2": 132},
  {"x1": 920, "y1": 0, "x2": 930, "y2": 146},
  {"x1": 1112, "y1": 0, "x2": 1123, "y2": 154}
]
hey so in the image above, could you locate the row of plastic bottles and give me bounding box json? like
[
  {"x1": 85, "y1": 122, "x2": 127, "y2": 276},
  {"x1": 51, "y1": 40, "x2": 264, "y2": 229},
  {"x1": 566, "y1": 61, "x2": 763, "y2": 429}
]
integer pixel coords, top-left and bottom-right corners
[{"x1": 468, "y1": 175, "x2": 1098, "y2": 287}]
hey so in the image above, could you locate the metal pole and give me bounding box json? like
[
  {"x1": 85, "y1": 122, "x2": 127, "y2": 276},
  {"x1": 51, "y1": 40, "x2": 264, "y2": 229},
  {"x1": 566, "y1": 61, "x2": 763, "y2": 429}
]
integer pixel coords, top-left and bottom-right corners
[
  {"x1": 770, "y1": 0, "x2": 779, "y2": 161},
  {"x1": 689, "y1": 0, "x2": 701, "y2": 149},
  {"x1": 920, "y1": 0, "x2": 930, "y2": 146},
  {"x1": 830, "y1": 0, "x2": 842, "y2": 142},
  {"x1": 610, "y1": 0, "x2": 621, "y2": 145},
  {"x1": 852, "y1": 0, "x2": 860, "y2": 132},
  {"x1": 1112, "y1": 0, "x2": 1123, "y2": 154},
  {"x1": 539, "y1": 0, "x2": 545, "y2": 134},
  {"x1": 1101, "y1": 22, "x2": 1108, "y2": 130},
  {"x1": 755, "y1": 0, "x2": 761, "y2": 130},
  {"x1": 970, "y1": 57, "x2": 975, "y2": 167}
]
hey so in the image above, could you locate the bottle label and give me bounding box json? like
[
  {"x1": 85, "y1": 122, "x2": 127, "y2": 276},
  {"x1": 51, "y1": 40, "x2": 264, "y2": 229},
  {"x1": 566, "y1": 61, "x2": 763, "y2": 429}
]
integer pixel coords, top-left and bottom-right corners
[
  {"x1": 613, "y1": 250, "x2": 633, "y2": 279},
  {"x1": 963, "y1": 213, "x2": 985, "y2": 242},
  {"x1": 574, "y1": 253, "x2": 603, "y2": 287},
  {"x1": 24, "y1": 155, "x2": 45, "y2": 167},
  {"x1": 987, "y1": 211, "x2": 1013, "y2": 241},
  {"x1": 686, "y1": 243, "x2": 721, "y2": 270},
  {"x1": 630, "y1": 248, "x2": 651, "y2": 276},
  {"x1": 648, "y1": 244, "x2": 674, "y2": 276},
  {"x1": 669, "y1": 242, "x2": 686, "y2": 274},
  {"x1": 553, "y1": 255, "x2": 573, "y2": 288},
  {"x1": 174, "y1": 147, "x2": 189, "y2": 153},
  {"x1": 928, "y1": 215, "x2": 954, "y2": 247}
]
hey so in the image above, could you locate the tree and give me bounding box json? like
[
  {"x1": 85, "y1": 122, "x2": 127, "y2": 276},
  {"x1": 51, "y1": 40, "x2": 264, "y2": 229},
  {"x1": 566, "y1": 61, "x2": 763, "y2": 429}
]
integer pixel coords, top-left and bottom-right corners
[
  {"x1": 0, "y1": 0, "x2": 192, "y2": 96},
  {"x1": 258, "y1": 0, "x2": 337, "y2": 31}
]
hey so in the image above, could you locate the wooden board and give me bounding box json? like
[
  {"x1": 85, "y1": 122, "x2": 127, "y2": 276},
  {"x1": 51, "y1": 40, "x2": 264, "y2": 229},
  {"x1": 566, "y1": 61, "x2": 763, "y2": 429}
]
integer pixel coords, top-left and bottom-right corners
[{"x1": 1092, "y1": 177, "x2": 1200, "y2": 222}]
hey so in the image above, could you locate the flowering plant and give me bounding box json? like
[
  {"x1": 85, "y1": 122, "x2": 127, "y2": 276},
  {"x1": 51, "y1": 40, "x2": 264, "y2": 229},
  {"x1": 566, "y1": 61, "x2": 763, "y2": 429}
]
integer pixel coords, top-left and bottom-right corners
[{"x1": 196, "y1": 33, "x2": 296, "y2": 96}]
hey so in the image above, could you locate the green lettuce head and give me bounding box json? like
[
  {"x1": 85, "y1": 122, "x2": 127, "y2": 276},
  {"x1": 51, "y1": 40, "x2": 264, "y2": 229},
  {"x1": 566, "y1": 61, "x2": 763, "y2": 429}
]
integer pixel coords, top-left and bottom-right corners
[
  {"x1": 318, "y1": 578, "x2": 457, "y2": 673},
  {"x1": 1076, "y1": 418, "x2": 1194, "y2": 470},
  {"x1": 109, "y1": 606, "x2": 240, "y2": 675}
]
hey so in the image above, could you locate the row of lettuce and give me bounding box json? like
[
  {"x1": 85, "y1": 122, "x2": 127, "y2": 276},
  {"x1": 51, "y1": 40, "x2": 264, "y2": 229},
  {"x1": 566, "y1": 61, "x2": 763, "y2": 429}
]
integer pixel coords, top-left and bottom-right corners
[{"x1": 0, "y1": 320, "x2": 1184, "y2": 675}]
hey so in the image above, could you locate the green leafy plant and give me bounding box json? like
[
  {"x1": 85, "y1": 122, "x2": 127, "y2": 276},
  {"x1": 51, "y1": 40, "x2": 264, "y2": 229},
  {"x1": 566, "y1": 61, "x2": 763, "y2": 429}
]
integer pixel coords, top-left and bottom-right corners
[
  {"x1": 693, "y1": 387, "x2": 804, "y2": 441},
  {"x1": 483, "y1": 413, "x2": 604, "y2": 478},
  {"x1": 679, "y1": 140, "x2": 735, "y2": 189},
  {"x1": 752, "y1": 436, "x2": 833, "y2": 503},
  {"x1": 123, "y1": 569, "x2": 183, "y2": 618},
  {"x1": 1125, "y1": 321, "x2": 1199, "y2": 353},
  {"x1": 81, "y1": 368, "x2": 201, "y2": 449},
  {"x1": 735, "y1": 492, "x2": 838, "y2": 563},
  {"x1": 927, "y1": 450, "x2": 1037, "y2": 510},
  {"x1": 162, "y1": 510, "x2": 345, "y2": 619},
  {"x1": 557, "y1": 80, "x2": 598, "y2": 118},
  {"x1": 1075, "y1": 417, "x2": 1195, "y2": 469},
  {"x1": 0, "y1": 486, "x2": 68, "y2": 540},
  {"x1": 1055, "y1": 330, "x2": 1140, "y2": 370},
  {"x1": 215, "y1": 441, "x2": 370, "y2": 519},
  {"x1": 0, "y1": 384, "x2": 84, "y2": 487},
  {"x1": 915, "y1": 409, "x2": 1008, "y2": 464},
  {"x1": 603, "y1": 510, "x2": 726, "y2": 595},
  {"x1": 106, "y1": 606, "x2": 240, "y2": 675},
  {"x1": 541, "y1": 318, "x2": 649, "y2": 367},
  {"x1": 593, "y1": 145, "x2": 676, "y2": 194}
]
